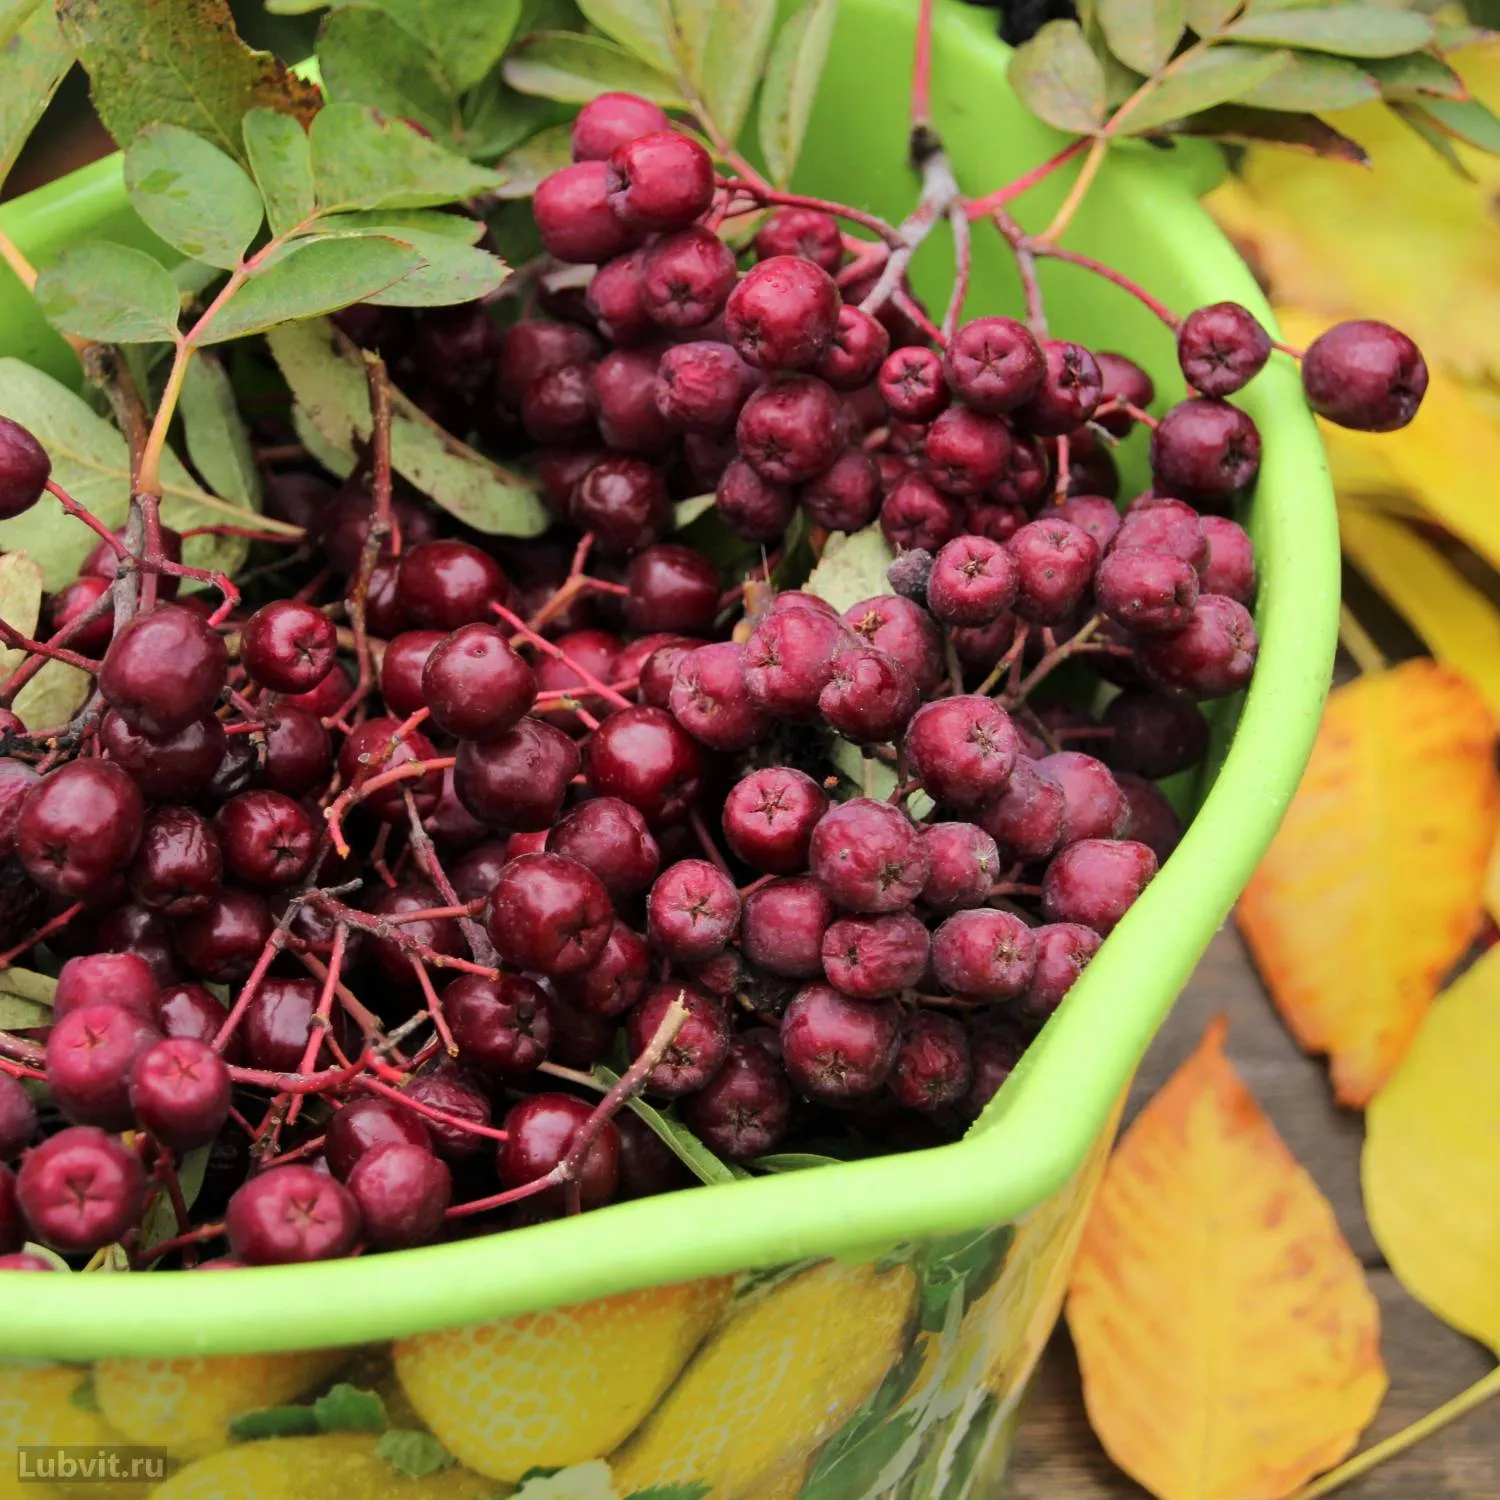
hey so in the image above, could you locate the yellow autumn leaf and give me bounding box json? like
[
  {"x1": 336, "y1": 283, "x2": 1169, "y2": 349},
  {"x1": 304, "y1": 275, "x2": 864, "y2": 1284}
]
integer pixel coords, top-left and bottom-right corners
[
  {"x1": 1339, "y1": 508, "x2": 1500, "y2": 718},
  {"x1": 1068, "y1": 1017, "x2": 1386, "y2": 1500},
  {"x1": 1238, "y1": 661, "x2": 1499, "y2": 1107},
  {"x1": 1363, "y1": 943, "x2": 1500, "y2": 1353}
]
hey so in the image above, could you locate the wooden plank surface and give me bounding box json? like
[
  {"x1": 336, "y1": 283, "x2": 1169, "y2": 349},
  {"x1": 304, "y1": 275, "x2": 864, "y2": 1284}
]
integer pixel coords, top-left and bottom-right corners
[{"x1": 1006, "y1": 925, "x2": 1500, "y2": 1499}]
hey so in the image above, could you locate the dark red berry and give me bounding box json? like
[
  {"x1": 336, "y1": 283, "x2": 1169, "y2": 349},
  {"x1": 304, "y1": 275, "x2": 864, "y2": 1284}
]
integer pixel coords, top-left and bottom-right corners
[
  {"x1": 54, "y1": 950, "x2": 158, "y2": 1021},
  {"x1": 453, "y1": 717, "x2": 578, "y2": 831},
  {"x1": 500, "y1": 1092, "x2": 620, "y2": 1208},
  {"x1": 1096, "y1": 547, "x2": 1200, "y2": 634},
  {"x1": 654, "y1": 342, "x2": 757, "y2": 434},
  {"x1": 17, "y1": 760, "x2": 143, "y2": 898},
  {"x1": 129, "y1": 1036, "x2": 230, "y2": 1150},
  {"x1": 932, "y1": 907, "x2": 1036, "y2": 1000},
  {"x1": 726, "y1": 256, "x2": 842, "y2": 370},
  {"x1": 878, "y1": 347, "x2": 948, "y2": 421},
  {"x1": 843, "y1": 593, "x2": 942, "y2": 695},
  {"x1": 0, "y1": 416, "x2": 50, "y2": 518},
  {"x1": 1016, "y1": 340, "x2": 1102, "y2": 436},
  {"x1": 239, "y1": 600, "x2": 336, "y2": 695},
  {"x1": 534, "y1": 161, "x2": 641, "y2": 263},
  {"x1": 715, "y1": 457, "x2": 796, "y2": 542},
  {"x1": 487, "y1": 851, "x2": 613, "y2": 975},
  {"x1": 927, "y1": 535, "x2": 1017, "y2": 626},
  {"x1": 803, "y1": 447, "x2": 881, "y2": 532},
  {"x1": 316, "y1": 487, "x2": 438, "y2": 576},
  {"x1": 101, "y1": 712, "x2": 224, "y2": 803},
  {"x1": 920, "y1": 821, "x2": 1000, "y2": 912},
  {"x1": 1007, "y1": 517, "x2": 1098, "y2": 624},
  {"x1": 963, "y1": 1018, "x2": 1027, "y2": 1119},
  {"x1": 1112, "y1": 496, "x2": 1208, "y2": 573},
  {"x1": 1095, "y1": 351, "x2": 1155, "y2": 437},
  {"x1": 737, "y1": 375, "x2": 844, "y2": 484},
  {"x1": 422, "y1": 624, "x2": 536, "y2": 742},
  {"x1": 533, "y1": 628, "x2": 622, "y2": 737},
  {"x1": 572, "y1": 92, "x2": 669, "y2": 161},
  {"x1": 880, "y1": 471, "x2": 963, "y2": 552},
  {"x1": 1117, "y1": 770, "x2": 1184, "y2": 864},
  {"x1": 347, "y1": 1142, "x2": 450, "y2": 1250},
  {"x1": 497, "y1": 320, "x2": 603, "y2": 406},
  {"x1": 1178, "y1": 301, "x2": 1271, "y2": 397},
  {"x1": 241, "y1": 976, "x2": 326, "y2": 1073},
  {"x1": 226, "y1": 1164, "x2": 360, "y2": 1265},
  {"x1": 172, "y1": 888, "x2": 273, "y2": 983},
  {"x1": 379, "y1": 630, "x2": 443, "y2": 720},
  {"x1": 890, "y1": 1011, "x2": 971, "y2": 1111},
  {"x1": 16, "y1": 1126, "x2": 147, "y2": 1254},
  {"x1": 623, "y1": 544, "x2": 720, "y2": 637},
  {"x1": 445, "y1": 972, "x2": 552, "y2": 1079},
  {"x1": 780, "y1": 983, "x2": 901, "y2": 1102},
  {"x1": 1022, "y1": 922, "x2": 1102, "y2": 1021},
  {"x1": 682, "y1": 1035, "x2": 792, "y2": 1158},
  {"x1": 402, "y1": 1067, "x2": 493, "y2": 1160},
  {"x1": 47, "y1": 1002, "x2": 161, "y2": 1129},
  {"x1": 338, "y1": 715, "x2": 442, "y2": 821},
  {"x1": 722, "y1": 768, "x2": 827, "y2": 875},
  {"x1": 521, "y1": 361, "x2": 598, "y2": 445},
  {"x1": 1042, "y1": 837, "x2": 1157, "y2": 934},
  {"x1": 1101, "y1": 690, "x2": 1209, "y2": 778},
  {"x1": 584, "y1": 704, "x2": 704, "y2": 828},
  {"x1": 754, "y1": 208, "x2": 843, "y2": 272},
  {"x1": 99, "y1": 605, "x2": 227, "y2": 738},
  {"x1": 47, "y1": 575, "x2": 113, "y2": 655},
  {"x1": 809, "y1": 798, "x2": 928, "y2": 913},
  {"x1": 260, "y1": 705, "x2": 332, "y2": 798},
  {"x1": 905, "y1": 696, "x2": 1019, "y2": 810},
  {"x1": 1038, "y1": 750, "x2": 1128, "y2": 845},
  {"x1": 944, "y1": 316, "x2": 1044, "y2": 414},
  {"x1": 1057, "y1": 494, "x2": 1121, "y2": 554},
  {"x1": 821, "y1": 909, "x2": 928, "y2": 999},
  {"x1": 1301, "y1": 319, "x2": 1427, "y2": 432},
  {"x1": 396, "y1": 541, "x2": 510, "y2": 632},
  {"x1": 742, "y1": 608, "x2": 849, "y2": 723},
  {"x1": 0, "y1": 1073, "x2": 36, "y2": 1160},
  {"x1": 627, "y1": 982, "x2": 731, "y2": 1095},
  {"x1": 325, "y1": 1098, "x2": 431, "y2": 1181},
  {"x1": 277, "y1": 659, "x2": 354, "y2": 719},
  {"x1": 606, "y1": 130, "x2": 714, "y2": 232},
  {"x1": 587, "y1": 249, "x2": 653, "y2": 346},
  {"x1": 925, "y1": 407, "x2": 1011, "y2": 498},
  {"x1": 1199, "y1": 515, "x2": 1257, "y2": 605},
  {"x1": 556, "y1": 918, "x2": 651, "y2": 1017},
  {"x1": 819, "y1": 646, "x2": 920, "y2": 745},
  {"x1": 127, "y1": 804, "x2": 222, "y2": 916},
  {"x1": 978, "y1": 756, "x2": 1067, "y2": 862},
  {"x1": 591, "y1": 348, "x2": 676, "y2": 456},
  {"x1": 570, "y1": 456, "x2": 671, "y2": 556},
  {"x1": 548, "y1": 797, "x2": 659, "y2": 899},
  {"x1": 742, "y1": 875, "x2": 832, "y2": 978},
  {"x1": 669, "y1": 640, "x2": 772, "y2": 751},
  {"x1": 154, "y1": 983, "x2": 239, "y2": 1062},
  {"x1": 215, "y1": 791, "x2": 315, "y2": 888},
  {"x1": 1150, "y1": 398, "x2": 1261, "y2": 503},
  {"x1": 814, "y1": 306, "x2": 890, "y2": 390},
  {"x1": 1137, "y1": 594, "x2": 1259, "y2": 699},
  {"x1": 647, "y1": 858, "x2": 740, "y2": 963},
  {"x1": 642, "y1": 226, "x2": 737, "y2": 329}
]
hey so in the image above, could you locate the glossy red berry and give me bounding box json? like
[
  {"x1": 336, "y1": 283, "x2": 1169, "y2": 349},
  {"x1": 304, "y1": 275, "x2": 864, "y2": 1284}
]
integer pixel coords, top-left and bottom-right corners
[
  {"x1": 669, "y1": 640, "x2": 772, "y2": 751},
  {"x1": 741, "y1": 875, "x2": 833, "y2": 978},
  {"x1": 627, "y1": 982, "x2": 731, "y2": 1095},
  {"x1": 605, "y1": 130, "x2": 714, "y2": 232},
  {"x1": 890, "y1": 1011, "x2": 972, "y2": 1111},
  {"x1": 925, "y1": 407, "x2": 1012, "y2": 498},
  {"x1": 99, "y1": 605, "x2": 227, "y2": 738},
  {"x1": 818, "y1": 646, "x2": 920, "y2": 745},
  {"x1": 215, "y1": 791, "x2": 316, "y2": 888},
  {"x1": 722, "y1": 768, "x2": 828, "y2": 875},
  {"x1": 1038, "y1": 750, "x2": 1128, "y2": 845},
  {"x1": 642, "y1": 226, "x2": 737, "y2": 329},
  {"x1": 715, "y1": 457, "x2": 796, "y2": 543},
  {"x1": 736, "y1": 375, "x2": 844, "y2": 484},
  {"x1": 814, "y1": 306, "x2": 890, "y2": 390},
  {"x1": 623, "y1": 544, "x2": 720, "y2": 636},
  {"x1": 129, "y1": 1036, "x2": 231, "y2": 1150},
  {"x1": 1007, "y1": 517, "x2": 1098, "y2": 625},
  {"x1": 239, "y1": 600, "x2": 336, "y2": 694},
  {"x1": 570, "y1": 456, "x2": 671, "y2": 556},
  {"x1": 521, "y1": 361, "x2": 597, "y2": 446},
  {"x1": 260, "y1": 705, "x2": 332, "y2": 798},
  {"x1": 498, "y1": 1092, "x2": 619, "y2": 1208},
  {"x1": 402, "y1": 1067, "x2": 493, "y2": 1160},
  {"x1": 843, "y1": 594, "x2": 943, "y2": 695},
  {"x1": 591, "y1": 348, "x2": 676, "y2": 456},
  {"x1": 821, "y1": 909, "x2": 929, "y2": 999},
  {"x1": 682, "y1": 1037, "x2": 791, "y2": 1158},
  {"x1": 932, "y1": 907, "x2": 1036, "y2": 1000},
  {"x1": 1137, "y1": 594, "x2": 1259, "y2": 699},
  {"x1": 325, "y1": 1098, "x2": 432, "y2": 1181},
  {"x1": 1095, "y1": 547, "x2": 1200, "y2": 634},
  {"x1": 1178, "y1": 301, "x2": 1271, "y2": 397},
  {"x1": 808, "y1": 798, "x2": 928, "y2": 913},
  {"x1": 880, "y1": 471, "x2": 963, "y2": 553},
  {"x1": 1150, "y1": 398, "x2": 1262, "y2": 502},
  {"x1": 486, "y1": 852, "x2": 613, "y2": 975},
  {"x1": 16, "y1": 1126, "x2": 147, "y2": 1254},
  {"x1": 534, "y1": 161, "x2": 641, "y2": 264},
  {"x1": 927, "y1": 535, "x2": 1017, "y2": 626},
  {"x1": 172, "y1": 888, "x2": 274, "y2": 984},
  {"x1": 647, "y1": 858, "x2": 740, "y2": 963},
  {"x1": 0, "y1": 416, "x2": 50, "y2": 518},
  {"x1": 1022, "y1": 921, "x2": 1102, "y2": 1021},
  {"x1": 571, "y1": 92, "x2": 669, "y2": 161},
  {"x1": 422, "y1": 624, "x2": 536, "y2": 741},
  {"x1": 583, "y1": 705, "x2": 704, "y2": 828},
  {"x1": 978, "y1": 756, "x2": 1067, "y2": 862},
  {"x1": 654, "y1": 342, "x2": 757, "y2": 434},
  {"x1": 904, "y1": 696, "x2": 1019, "y2": 810},
  {"x1": 497, "y1": 320, "x2": 603, "y2": 406},
  {"x1": 1198, "y1": 515, "x2": 1257, "y2": 605},
  {"x1": 396, "y1": 540, "x2": 510, "y2": 632},
  {"x1": 878, "y1": 347, "x2": 949, "y2": 421},
  {"x1": 241, "y1": 976, "x2": 327, "y2": 1073},
  {"x1": 780, "y1": 983, "x2": 901, "y2": 1102},
  {"x1": 1095, "y1": 351, "x2": 1155, "y2": 437},
  {"x1": 944, "y1": 316, "x2": 1044, "y2": 413},
  {"x1": 128, "y1": 804, "x2": 223, "y2": 916},
  {"x1": 53, "y1": 950, "x2": 158, "y2": 1021},
  {"x1": 557, "y1": 918, "x2": 651, "y2": 1018},
  {"x1": 445, "y1": 972, "x2": 553, "y2": 1079},
  {"x1": 754, "y1": 208, "x2": 843, "y2": 272},
  {"x1": 379, "y1": 631, "x2": 443, "y2": 719},
  {"x1": 547, "y1": 798, "x2": 658, "y2": 901},
  {"x1": 1042, "y1": 837, "x2": 1157, "y2": 934},
  {"x1": 338, "y1": 716, "x2": 443, "y2": 821},
  {"x1": 803, "y1": 447, "x2": 881, "y2": 532},
  {"x1": 587, "y1": 248, "x2": 653, "y2": 346},
  {"x1": 347, "y1": 1142, "x2": 451, "y2": 1250},
  {"x1": 154, "y1": 983, "x2": 238, "y2": 1061},
  {"x1": 226, "y1": 1165, "x2": 361, "y2": 1265},
  {"x1": 1016, "y1": 340, "x2": 1103, "y2": 436},
  {"x1": 1301, "y1": 319, "x2": 1427, "y2": 432},
  {"x1": 47, "y1": 575, "x2": 113, "y2": 655},
  {"x1": 743, "y1": 607, "x2": 850, "y2": 723},
  {"x1": 17, "y1": 759, "x2": 143, "y2": 898},
  {"x1": 726, "y1": 256, "x2": 842, "y2": 370},
  {"x1": 47, "y1": 1002, "x2": 161, "y2": 1129},
  {"x1": 920, "y1": 821, "x2": 1001, "y2": 912}
]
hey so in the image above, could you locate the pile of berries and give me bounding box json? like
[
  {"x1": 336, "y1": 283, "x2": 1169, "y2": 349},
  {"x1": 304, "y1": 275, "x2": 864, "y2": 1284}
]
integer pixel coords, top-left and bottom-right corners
[{"x1": 0, "y1": 91, "x2": 1425, "y2": 1272}]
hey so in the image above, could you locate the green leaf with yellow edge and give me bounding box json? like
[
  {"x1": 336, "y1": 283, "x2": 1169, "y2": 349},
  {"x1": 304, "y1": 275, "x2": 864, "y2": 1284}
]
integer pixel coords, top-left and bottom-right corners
[
  {"x1": 1227, "y1": 4, "x2": 1435, "y2": 58},
  {"x1": 56, "y1": 0, "x2": 320, "y2": 169},
  {"x1": 0, "y1": 360, "x2": 293, "y2": 589},
  {"x1": 502, "y1": 31, "x2": 684, "y2": 106},
  {"x1": 1007, "y1": 21, "x2": 1106, "y2": 134},
  {"x1": 1068, "y1": 1017, "x2": 1387, "y2": 1500},
  {"x1": 1118, "y1": 45, "x2": 1292, "y2": 133},
  {"x1": 1239, "y1": 661, "x2": 1500, "y2": 1106},
  {"x1": 1340, "y1": 507, "x2": 1500, "y2": 720},
  {"x1": 0, "y1": 551, "x2": 87, "y2": 733},
  {"x1": 1364, "y1": 942, "x2": 1500, "y2": 1351},
  {"x1": 759, "y1": 0, "x2": 838, "y2": 185},
  {"x1": 0, "y1": 5, "x2": 74, "y2": 188},
  {"x1": 1417, "y1": 96, "x2": 1500, "y2": 154},
  {"x1": 124, "y1": 123, "x2": 264, "y2": 271},
  {"x1": 1098, "y1": 0, "x2": 1184, "y2": 75},
  {"x1": 267, "y1": 317, "x2": 548, "y2": 537},
  {"x1": 1181, "y1": 106, "x2": 1370, "y2": 163}
]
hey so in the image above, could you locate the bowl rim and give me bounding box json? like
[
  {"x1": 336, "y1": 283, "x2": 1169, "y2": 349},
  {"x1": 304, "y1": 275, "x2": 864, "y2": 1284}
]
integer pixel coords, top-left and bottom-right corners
[{"x1": 0, "y1": 0, "x2": 1338, "y2": 1359}]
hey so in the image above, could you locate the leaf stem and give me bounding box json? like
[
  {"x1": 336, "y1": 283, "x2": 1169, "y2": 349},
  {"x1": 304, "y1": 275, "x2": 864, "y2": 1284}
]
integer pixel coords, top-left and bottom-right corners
[
  {"x1": 964, "y1": 138, "x2": 1091, "y2": 219},
  {"x1": 911, "y1": 0, "x2": 935, "y2": 130},
  {"x1": 1337, "y1": 603, "x2": 1389, "y2": 675},
  {"x1": 1290, "y1": 1365, "x2": 1500, "y2": 1500}
]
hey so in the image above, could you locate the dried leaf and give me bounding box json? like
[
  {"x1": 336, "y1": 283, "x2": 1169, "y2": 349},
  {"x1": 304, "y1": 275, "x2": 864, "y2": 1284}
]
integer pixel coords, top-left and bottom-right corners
[
  {"x1": 1233, "y1": 51, "x2": 1379, "y2": 112},
  {"x1": 33, "y1": 242, "x2": 182, "y2": 345},
  {"x1": 1238, "y1": 662, "x2": 1500, "y2": 1106},
  {"x1": 1181, "y1": 105, "x2": 1370, "y2": 162},
  {"x1": 1098, "y1": 0, "x2": 1185, "y2": 75},
  {"x1": 1119, "y1": 45, "x2": 1292, "y2": 133},
  {"x1": 267, "y1": 317, "x2": 548, "y2": 537},
  {"x1": 124, "y1": 123, "x2": 264, "y2": 271},
  {"x1": 1340, "y1": 508, "x2": 1500, "y2": 719},
  {"x1": 0, "y1": 5, "x2": 74, "y2": 186},
  {"x1": 14, "y1": 658, "x2": 91, "y2": 732},
  {"x1": 1068, "y1": 1017, "x2": 1387, "y2": 1500},
  {"x1": 1364, "y1": 943, "x2": 1500, "y2": 1352},
  {"x1": 1227, "y1": 5, "x2": 1436, "y2": 58},
  {"x1": 501, "y1": 31, "x2": 684, "y2": 107},
  {"x1": 1007, "y1": 21, "x2": 1107, "y2": 135},
  {"x1": 758, "y1": 0, "x2": 837, "y2": 186},
  {"x1": 0, "y1": 551, "x2": 44, "y2": 670},
  {"x1": 56, "y1": 0, "x2": 319, "y2": 167}
]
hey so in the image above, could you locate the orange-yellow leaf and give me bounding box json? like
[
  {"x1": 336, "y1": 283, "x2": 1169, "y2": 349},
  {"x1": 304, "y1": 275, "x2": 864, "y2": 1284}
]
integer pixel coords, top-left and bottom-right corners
[
  {"x1": 1068, "y1": 1018, "x2": 1386, "y2": 1500},
  {"x1": 1238, "y1": 661, "x2": 1499, "y2": 1106},
  {"x1": 1364, "y1": 943, "x2": 1500, "y2": 1353}
]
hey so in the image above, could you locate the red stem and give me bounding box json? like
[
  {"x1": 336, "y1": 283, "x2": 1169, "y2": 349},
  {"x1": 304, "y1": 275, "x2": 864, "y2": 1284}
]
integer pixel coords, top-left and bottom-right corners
[
  {"x1": 0, "y1": 899, "x2": 85, "y2": 966},
  {"x1": 964, "y1": 138, "x2": 1091, "y2": 219},
  {"x1": 911, "y1": 0, "x2": 934, "y2": 130}
]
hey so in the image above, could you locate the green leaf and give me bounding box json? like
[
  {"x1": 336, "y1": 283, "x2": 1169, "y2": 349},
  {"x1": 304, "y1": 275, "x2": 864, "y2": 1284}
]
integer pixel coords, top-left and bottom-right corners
[
  {"x1": 591, "y1": 1064, "x2": 743, "y2": 1185},
  {"x1": 1182, "y1": 0, "x2": 1240, "y2": 35},
  {"x1": 179, "y1": 353, "x2": 262, "y2": 507},
  {"x1": 377, "y1": 1430, "x2": 456, "y2": 1479},
  {"x1": 695, "y1": 0, "x2": 781, "y2": 143},
  {"x1": 1404, "y1": 96, "x2": 1500, "y2": 154},
  {"x1": 0, "y1": 5, "x2": 74, "y2": 188},
  {"x1": 491, "y1": 122, "x2": 574, "y2": 197},
  {"x1": 199, "y1": 235, "x2": 427, "y2": 344},
  {"x1": 1098, "y1": 0, "x2": 1185, "y2": 73},
  {"x1": 56, "y1": 0, "x2": 320, "y2": 169},
  {"x1": 0, "y1": 550, "x2": 44, "y2": 645},
  {"x1": 229, "y1": 1406, "x2": 324, "y2": 1441},
  {"x1": 0, "y1": 966, "x2": 55, "y2": 1030},
  {"x1": 34, "y1": 242, "x2": 181, "y2": 344},
  {"x1": 455, "y1": 77, "x2": 567, "y2": 161},
  {"x1": 0, "y1": 359, "x2": 294, "y2": 588},
  {"x1": 1180, "y1": 103, "x2": 1369, "y2": 162},
  {"x1": 243, "y1": 109, "x2": 316, "y2": 238},
  {"x1": 1117, "y1": 44, "x2": 1291, "y2": 132},
  {"x1": 124, "y1": 123, "x2": 263, "y2": 271},
  {"x1": 305, "y1": 215, "x2": 506, "y2": 305},
  {"x1": 310, "y1": 102, "x2": 504, "y2": 211},
  {"x1": 804, "y1": 522, "x2": 894, "y2": 615},
  {"x1": 1365, "y1": 52, "x2": 1467, "y2": 102},
  {"x1": 759, "y1": 0, "x2": 838, "y2": 185},
  {"x1": 671, "y1": 493, "x2": 716, "y2": 529},
  {"x1": 267, "y1": 318, "x2": 549, "y2": 535},
  {"x1": 1007, "y1": 21, "x2": 1107, "y2": 134},
  {"x1": 575, "y1": 0, "x2": 676, "y2": 74},
  {"x1": 369, "y1": 0, "x2": 524, "y2": 94},
  {"x1": 625, "y1": 1487, "x2": 710, "y2": 1500},
  {"x1": 752, "y1": 1152, "x2": 843, "y2": 1172},
  {"x1": 312, "y1": 1383, "x2": 387, "y2": 1433},
  {"x1": 139, "y1": 1142, "x2": 213, "y2": 1254},
  {"x1": 502, "y1": 31, "x2": 685, "y2": 106},
  {"x1": 1391, "y1": 100, "x2": 1474, "y2": 176},
  {"x1": 1232, "y1": 49, "x2": 1378, "y2": 111},
  {"x1": 13, "y1": 658, "x2": 91, "y2": 732},
  {"x1": 316, "y1": 6, "x2": 456, "y2": 140},
  {"x1": 1226, "y1": 5, "x2": 1435, "y2": 57},
  {"x1": 314, "y1": 209, "x2": 486, "y2": 244},
  {"x1": 70, "y1": 1376, "x2": 101, "y2": 1412}
]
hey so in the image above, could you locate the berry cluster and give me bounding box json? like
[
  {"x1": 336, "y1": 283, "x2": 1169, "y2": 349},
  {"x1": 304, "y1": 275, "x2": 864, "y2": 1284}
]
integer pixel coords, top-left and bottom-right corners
[{"x1": 0, "y1": 91, "x2": 1425, "y2": 1273}]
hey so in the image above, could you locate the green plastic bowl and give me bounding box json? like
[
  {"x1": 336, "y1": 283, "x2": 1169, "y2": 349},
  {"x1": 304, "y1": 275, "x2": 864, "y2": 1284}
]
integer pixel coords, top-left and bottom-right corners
[{"x1": 0, "y1": 0, "x2": 1333, "y2": 1379}]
